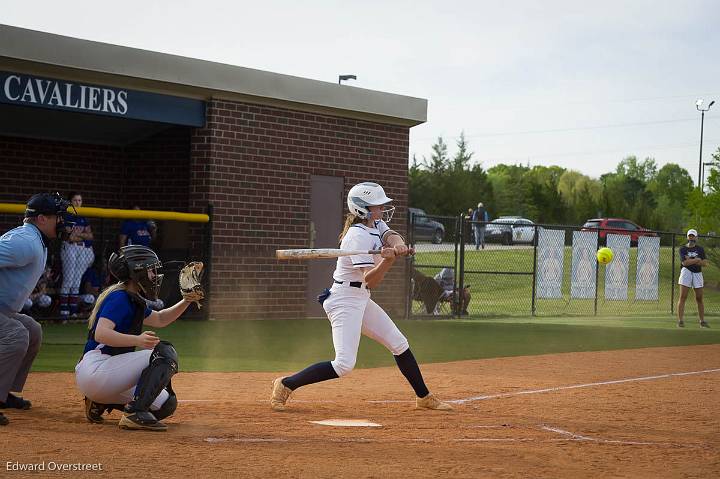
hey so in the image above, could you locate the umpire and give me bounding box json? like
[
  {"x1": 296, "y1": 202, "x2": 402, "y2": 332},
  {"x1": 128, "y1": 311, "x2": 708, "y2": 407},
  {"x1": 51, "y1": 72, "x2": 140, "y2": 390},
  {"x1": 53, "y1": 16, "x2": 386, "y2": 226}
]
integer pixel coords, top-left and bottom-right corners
[{"x1": 0, "y1": 193, "x2": 69, "y2": 426}]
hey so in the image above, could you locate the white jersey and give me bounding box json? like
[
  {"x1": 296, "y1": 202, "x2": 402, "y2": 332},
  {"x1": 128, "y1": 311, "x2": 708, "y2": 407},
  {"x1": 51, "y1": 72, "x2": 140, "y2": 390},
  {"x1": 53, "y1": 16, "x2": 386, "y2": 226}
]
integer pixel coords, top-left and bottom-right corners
[{"x1": 332, "y1": 220, "x2": 389, "y2": 283}]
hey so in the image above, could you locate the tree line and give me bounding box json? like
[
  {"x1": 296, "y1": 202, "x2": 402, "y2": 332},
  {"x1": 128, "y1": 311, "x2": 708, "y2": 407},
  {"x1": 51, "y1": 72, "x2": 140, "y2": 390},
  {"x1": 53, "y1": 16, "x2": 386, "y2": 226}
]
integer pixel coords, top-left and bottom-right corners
[{"x1": 409, "y1": 133, "x2": 720, "y2": 236}]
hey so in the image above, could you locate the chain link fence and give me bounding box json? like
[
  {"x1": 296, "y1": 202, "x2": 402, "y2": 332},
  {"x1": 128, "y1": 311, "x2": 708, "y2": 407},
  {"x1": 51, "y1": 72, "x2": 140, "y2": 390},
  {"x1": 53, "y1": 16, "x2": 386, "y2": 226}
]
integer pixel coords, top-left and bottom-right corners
[
  {"x1": 408, "y1": 215, "x2": 720, "y2": 319},
  {"x1": 406, "y1": 213, "x2": 461, "y2": 318},
  {"x1": 0, "y1": 210, "x2": 212, "y2": 322}
]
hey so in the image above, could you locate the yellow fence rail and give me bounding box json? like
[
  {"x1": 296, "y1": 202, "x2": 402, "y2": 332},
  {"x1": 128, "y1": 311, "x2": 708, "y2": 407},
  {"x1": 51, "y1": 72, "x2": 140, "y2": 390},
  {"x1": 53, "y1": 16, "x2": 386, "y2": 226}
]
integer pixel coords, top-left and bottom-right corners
[{"x1": 0, "y1": 204, "x2": 210, "y2": 223}]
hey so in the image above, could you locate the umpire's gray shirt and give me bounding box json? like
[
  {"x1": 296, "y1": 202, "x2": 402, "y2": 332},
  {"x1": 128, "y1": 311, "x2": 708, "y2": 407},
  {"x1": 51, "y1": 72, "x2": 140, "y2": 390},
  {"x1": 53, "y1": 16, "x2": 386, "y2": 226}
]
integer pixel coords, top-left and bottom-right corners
[{"x1": 0, "y1": 223, "x2": 47, "y2": 316}]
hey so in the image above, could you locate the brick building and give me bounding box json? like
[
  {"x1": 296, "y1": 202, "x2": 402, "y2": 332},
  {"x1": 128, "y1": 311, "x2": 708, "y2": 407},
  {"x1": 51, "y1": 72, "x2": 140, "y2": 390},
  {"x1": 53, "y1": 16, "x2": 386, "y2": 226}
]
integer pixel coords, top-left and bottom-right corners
[{"x1": 0, "y1": 25, "x2": 427, "y2": 320}]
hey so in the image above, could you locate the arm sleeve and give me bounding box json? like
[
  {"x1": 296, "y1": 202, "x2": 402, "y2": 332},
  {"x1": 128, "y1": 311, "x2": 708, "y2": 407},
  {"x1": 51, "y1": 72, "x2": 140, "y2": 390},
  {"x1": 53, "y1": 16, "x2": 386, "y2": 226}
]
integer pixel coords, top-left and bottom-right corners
[
  {"x1": 376, "y1": 220, "x2": 405, "y2": 245},
  {"x1": 678, "y1": 247, "x2": 686, "y2": 264},
  {"x1": 344, "y1": 229, "x2": 375, "y2": 268},
  {"x1": 699, "y1": 247, "x2": 706, "y2": 260}
]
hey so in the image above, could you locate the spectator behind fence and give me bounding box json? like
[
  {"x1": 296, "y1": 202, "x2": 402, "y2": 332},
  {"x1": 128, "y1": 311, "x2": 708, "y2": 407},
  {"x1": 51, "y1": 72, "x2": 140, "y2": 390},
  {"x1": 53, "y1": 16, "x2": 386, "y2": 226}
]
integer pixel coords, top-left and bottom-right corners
[
  {"x1": 22, "y1": 267, "x2": 53, "y2": 313},
  {"x1": 465, "y1": 208, "x2": 475, "y2": 243},
  {"x1": 471, "y1": 202, "x2": 490, "y2": 250},
  {"x1": 119, "y1": 206, "x2": 157, "y2": 249},
  {"x1": 433, "y1": 267, "x2": 471, "y2": 315},
  {"x1": 411, "y1": 268, "x2": 444, "y2": 315},
  {"x1": 60, "y1": 192, "x2": 95, "y2": 319},
  {"x1": 79, "y1": 261, "x2": 102, "y2": 314}
]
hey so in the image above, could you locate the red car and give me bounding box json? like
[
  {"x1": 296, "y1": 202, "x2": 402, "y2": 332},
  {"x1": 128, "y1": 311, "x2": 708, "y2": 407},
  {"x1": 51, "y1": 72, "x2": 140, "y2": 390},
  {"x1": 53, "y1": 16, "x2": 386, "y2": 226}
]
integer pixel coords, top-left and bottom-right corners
[{"x1": 581, "y1": 218, "x2": 657, "y2": 246}]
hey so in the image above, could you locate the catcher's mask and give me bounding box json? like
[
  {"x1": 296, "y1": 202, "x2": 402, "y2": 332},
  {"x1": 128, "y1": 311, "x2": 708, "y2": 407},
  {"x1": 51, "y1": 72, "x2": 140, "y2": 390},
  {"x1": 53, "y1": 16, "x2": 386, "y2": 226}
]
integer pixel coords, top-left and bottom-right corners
[{"x1": 108, "y1": 245, "x2": 164, "y2": 300}]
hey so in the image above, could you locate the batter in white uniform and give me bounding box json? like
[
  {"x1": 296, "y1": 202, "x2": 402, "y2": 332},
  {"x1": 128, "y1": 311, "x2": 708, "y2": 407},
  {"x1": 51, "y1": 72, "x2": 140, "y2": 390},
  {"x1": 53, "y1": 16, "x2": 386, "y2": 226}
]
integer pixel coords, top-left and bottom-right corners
[
  {"x1": 270, "y1": 182, "x2": 452, "y2": 411},
  {"x1": 76, "y1": 245, "x2": 192, "y2": 431}
]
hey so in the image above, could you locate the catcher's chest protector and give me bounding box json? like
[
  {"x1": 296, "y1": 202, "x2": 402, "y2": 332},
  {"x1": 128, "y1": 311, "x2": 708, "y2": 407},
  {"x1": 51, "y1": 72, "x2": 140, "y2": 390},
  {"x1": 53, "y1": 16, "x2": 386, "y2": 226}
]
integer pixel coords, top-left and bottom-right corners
[{"x1": 87, "y1": 292, "x2": 147, "y2": 356}]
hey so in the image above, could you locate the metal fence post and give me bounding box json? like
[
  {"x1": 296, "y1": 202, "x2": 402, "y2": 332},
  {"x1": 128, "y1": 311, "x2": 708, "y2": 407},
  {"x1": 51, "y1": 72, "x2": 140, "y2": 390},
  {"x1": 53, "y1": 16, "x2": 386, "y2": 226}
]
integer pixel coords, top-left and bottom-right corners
[
  {"x1": 456, "y1": 214, "x2": 465, "y2": 318},
  {"x1": 531, "y1": 225, "x2": 538, "y2": 316},
  {"x1": 670, "y1": 233, "x2": 676, "y2": 315},
  {"x1": 203, "y1": 203, "x2": 213, "y2": 321},
  {"x1": 594, "y1": 230, "x2": 599, "y2": 316},
  {"x1": 405, "y1": 213, "x2": 416, "y2": 320}
]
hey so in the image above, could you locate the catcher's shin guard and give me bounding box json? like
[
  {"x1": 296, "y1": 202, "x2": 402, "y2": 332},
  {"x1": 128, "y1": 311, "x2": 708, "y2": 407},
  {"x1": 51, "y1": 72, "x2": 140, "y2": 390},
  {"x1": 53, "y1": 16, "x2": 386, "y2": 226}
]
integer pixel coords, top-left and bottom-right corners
[
  {"x1": 125, "y1": 340, "x2": 178, "y2": 415},
  {"x1": 152, "y1": 385, "x2": 178, "y2": 420}
]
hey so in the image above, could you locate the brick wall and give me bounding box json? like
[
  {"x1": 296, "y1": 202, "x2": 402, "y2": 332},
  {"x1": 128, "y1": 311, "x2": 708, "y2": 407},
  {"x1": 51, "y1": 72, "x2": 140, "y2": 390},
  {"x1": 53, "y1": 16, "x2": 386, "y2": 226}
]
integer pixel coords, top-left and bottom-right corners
[
  {"x1": 190, "y1": 99, "x2": 410, "y2": 320},
  {"x1": 124, "y1": 127, "x2": 192, "y2": 211},
  {"x1": 0, "y1": 101, "x2": 412, "y2": 321},
  {"x1": 0, "y1": 128, "x2": 193, "y2": 254},
  {"x1": 0, "y1": 135, "x2": 125, "y2": 207},
  {"x1": 0, "y1": 127, "x2": 191, "y2": 209}
]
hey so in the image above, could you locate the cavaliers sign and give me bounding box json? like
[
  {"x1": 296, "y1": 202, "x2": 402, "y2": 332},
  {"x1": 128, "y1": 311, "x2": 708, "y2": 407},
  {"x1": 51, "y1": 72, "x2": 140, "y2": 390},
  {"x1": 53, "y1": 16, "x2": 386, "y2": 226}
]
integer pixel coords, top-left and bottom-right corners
[{"x1": 1, "y1": 71, "x2": 205, "y2": 127}]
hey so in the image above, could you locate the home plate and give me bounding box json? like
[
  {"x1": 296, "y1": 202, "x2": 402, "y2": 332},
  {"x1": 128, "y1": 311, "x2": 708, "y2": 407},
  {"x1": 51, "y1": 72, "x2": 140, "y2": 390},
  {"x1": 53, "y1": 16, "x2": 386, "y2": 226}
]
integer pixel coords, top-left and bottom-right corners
[{"x1": 310, "y1": 419, "x2": 382, "y2": 427}]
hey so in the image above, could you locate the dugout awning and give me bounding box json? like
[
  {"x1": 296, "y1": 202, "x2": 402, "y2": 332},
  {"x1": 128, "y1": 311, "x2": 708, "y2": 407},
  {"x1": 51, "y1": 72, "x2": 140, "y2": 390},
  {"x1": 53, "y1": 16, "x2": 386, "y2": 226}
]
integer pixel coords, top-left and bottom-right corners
[
  {"x1": 0, "y1": 23, "x2": 427, "y2": 127},
  {"x1": 0, "y1": 70, "x2": 206, "y2": 145}
]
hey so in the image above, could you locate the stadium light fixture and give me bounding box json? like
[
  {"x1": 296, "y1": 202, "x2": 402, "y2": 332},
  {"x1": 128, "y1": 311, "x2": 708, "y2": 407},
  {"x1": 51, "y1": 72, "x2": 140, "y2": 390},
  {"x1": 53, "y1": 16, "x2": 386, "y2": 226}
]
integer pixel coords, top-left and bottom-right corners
[{"x1": 338, "y1": 74, "x2": 357, "y2": 85}]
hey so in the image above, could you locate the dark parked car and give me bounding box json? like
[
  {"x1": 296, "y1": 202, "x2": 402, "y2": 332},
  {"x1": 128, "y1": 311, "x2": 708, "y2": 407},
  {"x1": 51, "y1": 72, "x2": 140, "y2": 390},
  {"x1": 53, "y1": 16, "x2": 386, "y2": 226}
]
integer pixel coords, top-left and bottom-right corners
[
  {"x1": 409, "y1": 207, "x2": 445, "y2": 244},
  {"x1": 581, "y1": 218, "x2": 656, "y2": 246}
]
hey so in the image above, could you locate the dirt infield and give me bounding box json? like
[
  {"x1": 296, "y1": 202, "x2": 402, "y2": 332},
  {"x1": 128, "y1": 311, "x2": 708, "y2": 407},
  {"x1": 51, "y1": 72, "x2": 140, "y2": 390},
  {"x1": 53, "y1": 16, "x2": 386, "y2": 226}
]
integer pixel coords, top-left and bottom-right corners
[{"x1": 4, "y1": 345, "x2": 720, "y2": 478}]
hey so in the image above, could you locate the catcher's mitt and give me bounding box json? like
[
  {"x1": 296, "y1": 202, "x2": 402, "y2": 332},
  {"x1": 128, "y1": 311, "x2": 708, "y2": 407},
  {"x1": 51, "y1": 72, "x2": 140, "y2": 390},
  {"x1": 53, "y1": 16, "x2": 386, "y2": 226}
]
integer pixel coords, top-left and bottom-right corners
[{"x1": 179, "y1": 261, "x2": 204, "y2": 308}]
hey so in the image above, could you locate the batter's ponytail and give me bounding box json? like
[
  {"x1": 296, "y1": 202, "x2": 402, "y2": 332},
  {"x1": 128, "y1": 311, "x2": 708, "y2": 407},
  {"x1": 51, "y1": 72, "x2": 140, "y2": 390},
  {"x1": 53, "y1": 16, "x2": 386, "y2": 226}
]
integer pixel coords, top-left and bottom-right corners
[{"x1": 338, "y1": 214, "x2": 364, "y2": 244}]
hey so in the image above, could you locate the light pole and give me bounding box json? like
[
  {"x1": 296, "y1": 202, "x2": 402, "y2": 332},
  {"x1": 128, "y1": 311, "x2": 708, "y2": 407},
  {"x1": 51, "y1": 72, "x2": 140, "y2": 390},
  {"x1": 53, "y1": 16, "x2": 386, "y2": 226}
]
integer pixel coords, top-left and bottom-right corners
[
  {"x1": 338, "y1": 74, "x2": 357, "y2": 85},
  {"x1": 696, "y1": 99, "x2": 715, "y2": 188}
]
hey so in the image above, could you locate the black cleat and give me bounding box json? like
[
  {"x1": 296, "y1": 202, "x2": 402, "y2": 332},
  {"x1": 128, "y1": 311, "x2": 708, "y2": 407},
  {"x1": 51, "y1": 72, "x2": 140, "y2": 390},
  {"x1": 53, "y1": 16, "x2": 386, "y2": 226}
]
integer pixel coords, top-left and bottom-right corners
[
  {"x1": 0, "y1": 412, "x2": 8, "y2": 426},
  {"x1": 0, "y1": 393, "x2": 31, "y2": 410},
  {"x1": 677, "y1": 320, "x2": 685, "y2": 328},
  {"x1": 84, "y1": 397, "x2": 125, "y2": 423},
  {"x1": 84, "y1": 397, "x2": 107, "y2": 424},
  {"x1": 118, "y1": 411, "x2": 167, "y2": 431},
  {"x1": 700, "y1": 321, "x2": 710, "y2": 328}
]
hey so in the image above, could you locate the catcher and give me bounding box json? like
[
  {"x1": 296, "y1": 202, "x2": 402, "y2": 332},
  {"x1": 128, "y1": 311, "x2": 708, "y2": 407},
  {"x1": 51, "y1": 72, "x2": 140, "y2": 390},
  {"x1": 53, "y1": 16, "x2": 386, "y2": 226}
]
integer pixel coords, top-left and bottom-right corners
[{"x1": 74, "y1": 245, "x2": 204, "y2": 431}]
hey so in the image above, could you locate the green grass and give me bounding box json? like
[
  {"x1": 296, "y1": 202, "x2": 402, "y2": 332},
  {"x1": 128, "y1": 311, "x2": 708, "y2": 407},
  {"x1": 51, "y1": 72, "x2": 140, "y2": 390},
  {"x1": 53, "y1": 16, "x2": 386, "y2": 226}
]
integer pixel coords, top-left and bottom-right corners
[
  {"x1": 35, "y1": 316, "x2": 720, "y2": 372},
  {"x1": 413, "y1": 246, "x2": 720, "y2": 317}
]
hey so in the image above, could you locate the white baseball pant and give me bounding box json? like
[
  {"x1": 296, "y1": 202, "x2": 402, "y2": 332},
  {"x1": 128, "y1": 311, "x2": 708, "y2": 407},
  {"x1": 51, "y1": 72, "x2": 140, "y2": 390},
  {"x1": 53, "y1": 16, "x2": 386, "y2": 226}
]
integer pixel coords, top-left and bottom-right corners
[
  {"x1": 75, "y1": 349, "x2": 169, "y2": 409},
  {"x1": 61, "y1": 243, "x2": 95, "y2": 295},
  {"x1": 323, "y1": 284, "x2": 409, "y2": 377}
]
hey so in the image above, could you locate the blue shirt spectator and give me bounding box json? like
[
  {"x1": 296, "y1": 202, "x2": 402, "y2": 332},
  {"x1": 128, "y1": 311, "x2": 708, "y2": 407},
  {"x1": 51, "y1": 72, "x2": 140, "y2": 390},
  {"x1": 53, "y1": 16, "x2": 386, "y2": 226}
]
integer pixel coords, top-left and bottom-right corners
[
  {"x1": 119, "y1": 206, "x2": 156, "y2": 248},
  {"x1": 120, "y1": 220, "x2": 154, "y2": 247},
  {"x1": 64, "y1": 213, "x2": 93, "y2": 247},
  {"x1": 81, "y1": 267, "x2": 102, "y2": 295}
]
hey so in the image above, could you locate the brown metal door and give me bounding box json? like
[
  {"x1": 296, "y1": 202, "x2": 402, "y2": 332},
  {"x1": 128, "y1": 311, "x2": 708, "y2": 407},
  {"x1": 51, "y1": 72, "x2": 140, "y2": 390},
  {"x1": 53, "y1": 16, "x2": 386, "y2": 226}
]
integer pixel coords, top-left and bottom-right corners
[{"x1": 306, "y1": 175, "x2": 344, "y2": 317}]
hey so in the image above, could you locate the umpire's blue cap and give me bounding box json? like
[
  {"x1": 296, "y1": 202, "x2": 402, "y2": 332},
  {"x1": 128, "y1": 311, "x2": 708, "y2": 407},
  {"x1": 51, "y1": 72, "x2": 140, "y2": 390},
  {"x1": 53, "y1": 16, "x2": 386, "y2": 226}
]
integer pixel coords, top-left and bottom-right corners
[{"x1": 25, "y1": 193, "x2": 69, "y2": 218}]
